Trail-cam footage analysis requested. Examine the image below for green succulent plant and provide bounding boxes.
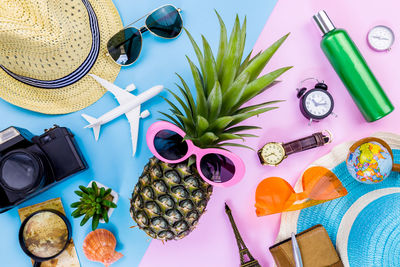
[70,182,117,231]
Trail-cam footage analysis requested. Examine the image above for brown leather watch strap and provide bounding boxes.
[283,132,329,156]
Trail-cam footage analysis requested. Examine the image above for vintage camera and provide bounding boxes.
[0,125,87,213]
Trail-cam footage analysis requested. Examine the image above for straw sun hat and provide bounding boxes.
[275,132,400,267]
[0,0,122,114]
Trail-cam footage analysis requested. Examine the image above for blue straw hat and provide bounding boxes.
[276,132,400,267]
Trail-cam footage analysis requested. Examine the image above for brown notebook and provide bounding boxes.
[269,225,343,267]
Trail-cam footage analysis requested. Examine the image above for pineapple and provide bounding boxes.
[130,12,291,241]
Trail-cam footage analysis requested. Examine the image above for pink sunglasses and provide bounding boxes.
[146,121,245,187]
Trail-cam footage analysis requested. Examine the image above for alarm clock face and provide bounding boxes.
[260,142,285,166]
[367,25,395,51]
[303,89,334,119]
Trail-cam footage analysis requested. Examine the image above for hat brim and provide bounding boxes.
[275,132,400,267]
[0,0,122,114]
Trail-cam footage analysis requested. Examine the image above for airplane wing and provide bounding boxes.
[89,74,146,156]
[125,106,141,156]
[89,74,135,105]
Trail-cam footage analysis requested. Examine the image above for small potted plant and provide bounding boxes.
[71,181,118,230]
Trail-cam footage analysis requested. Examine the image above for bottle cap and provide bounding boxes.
[313,10,335,36]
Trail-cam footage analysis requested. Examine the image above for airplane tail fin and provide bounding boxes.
[82,114,101,141]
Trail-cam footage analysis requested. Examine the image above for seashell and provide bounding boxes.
[83,229,123,267]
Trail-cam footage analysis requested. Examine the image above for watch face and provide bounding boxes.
[303,89,333,119]
[260,143,285,166]
[367,25,395,51]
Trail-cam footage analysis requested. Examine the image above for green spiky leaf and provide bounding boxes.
[202,36,218,95]
[176,74,196,115]
[102,200,117,209]
[225,125,261,133]
[185,28,205,77]
[215,11,228,78]
[79,185,89,194]
[164,89,194,122]
[197,115,209,136]
[102,209,109,223]
[209,116,233,132]
[80,212,92,226]
[92,214,100,231]
[198,132,218,146]
[217,142,255,150]
[104,188,112,197]
[220,15,241,92]
[175,84,195,118]
[221,71,250,114]
[70,202,81,208]
[218,133,243,142]
[71,208,82,217]
[99,187,105,198]
[186,56,208,117]
[238,16,247,68]
[207,81,222,121]
[238,50,253,75]
[160,112,184,129]
[229,107,278,126]
[91,182,98,195]
[232,67,291,111]
[74,190,84,197]
[162,96,183,116]
[237,133,258,138]
[235,100,284,114]
[243,33,290,81]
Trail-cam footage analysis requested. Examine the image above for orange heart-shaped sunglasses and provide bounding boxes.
[255,166,347,216]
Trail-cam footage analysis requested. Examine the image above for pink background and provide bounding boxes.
[140,0,400,266]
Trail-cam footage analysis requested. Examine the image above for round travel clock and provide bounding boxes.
[367,25,395,52]
[297,78,335,125]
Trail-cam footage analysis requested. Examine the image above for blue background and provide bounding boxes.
[0,0,277,266]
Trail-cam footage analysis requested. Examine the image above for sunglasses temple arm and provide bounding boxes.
[122,6,182,30]
[123,12,152,30]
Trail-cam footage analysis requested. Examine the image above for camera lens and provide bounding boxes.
[0,152,42,192]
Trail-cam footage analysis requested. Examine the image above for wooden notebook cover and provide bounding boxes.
[269,224,343,267]
[18,198,80,267]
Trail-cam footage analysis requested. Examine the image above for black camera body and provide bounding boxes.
[0,125,87,213]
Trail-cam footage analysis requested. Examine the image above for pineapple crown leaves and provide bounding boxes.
[70,182,117,231]
[161,11,292,149]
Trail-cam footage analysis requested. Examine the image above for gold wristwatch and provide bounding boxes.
[258,131,332,166]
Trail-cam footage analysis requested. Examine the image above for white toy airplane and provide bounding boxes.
[82,74,163,156]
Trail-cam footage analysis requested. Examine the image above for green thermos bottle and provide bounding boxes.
[313,10,394,122]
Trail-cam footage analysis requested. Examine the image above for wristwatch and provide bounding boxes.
[258,131,332,166]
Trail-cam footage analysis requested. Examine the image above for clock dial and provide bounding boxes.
[304,90,332,117]
[367,25,395,51]
[260,143,285,165]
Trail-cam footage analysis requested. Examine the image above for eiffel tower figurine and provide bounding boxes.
[225,203,261,267]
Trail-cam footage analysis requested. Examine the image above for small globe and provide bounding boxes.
[346,141,392,184]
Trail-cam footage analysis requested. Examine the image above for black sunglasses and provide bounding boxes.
[107,5,183,66]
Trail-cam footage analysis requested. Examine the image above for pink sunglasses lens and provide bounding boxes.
[154,129,188,160]
[200,154,236,183]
